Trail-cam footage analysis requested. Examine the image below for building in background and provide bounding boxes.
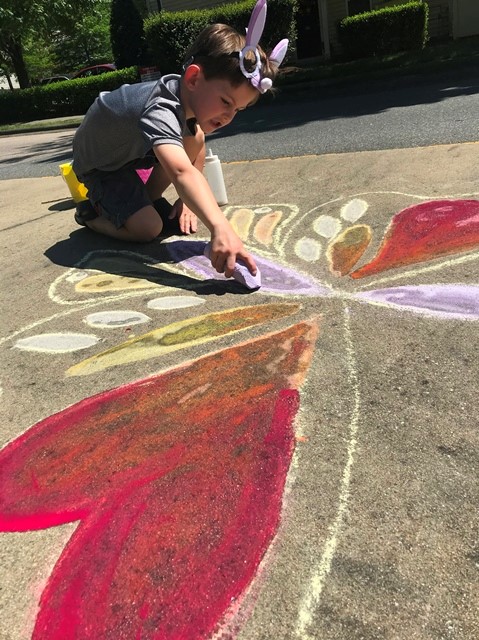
[451,0,479,38]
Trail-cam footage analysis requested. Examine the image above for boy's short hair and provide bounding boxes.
[183,23,277,90]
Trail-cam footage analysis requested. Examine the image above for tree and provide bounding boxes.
[23,34,57,84]
[0,0,96,88]
[110,0,147,69]
[0,49,16,89]
[52,1,113,72]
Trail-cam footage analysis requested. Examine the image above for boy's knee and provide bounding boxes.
[135,218,165,242]
[136,228,161,243]
[124,206,164,242]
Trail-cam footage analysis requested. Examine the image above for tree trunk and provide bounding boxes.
[6,37,30,89]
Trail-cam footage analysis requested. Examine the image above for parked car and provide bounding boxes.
[39,76,70,85]
[71,64,116,79]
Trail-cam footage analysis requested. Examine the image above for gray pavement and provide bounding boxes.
[1,142,478,639]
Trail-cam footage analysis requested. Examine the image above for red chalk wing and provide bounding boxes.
[33,389,299,639]
[351,199,479,279]
[1,321,318,638]
[0,321,315,532]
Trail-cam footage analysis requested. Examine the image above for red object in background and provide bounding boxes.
[71,64,117,79]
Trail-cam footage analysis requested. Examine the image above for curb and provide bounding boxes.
[0,120,83,137]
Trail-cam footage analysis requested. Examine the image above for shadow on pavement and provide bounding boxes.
[44,229,254,297]
[48,198,76,212]
[210,65,479,141]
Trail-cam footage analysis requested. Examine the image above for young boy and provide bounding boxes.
[72,0,287,278]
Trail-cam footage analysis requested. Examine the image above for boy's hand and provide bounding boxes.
[169,198,198,234]
[210,223,257,278]
[152,144,255,274]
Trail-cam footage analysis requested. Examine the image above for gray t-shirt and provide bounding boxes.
[73,74,196,176]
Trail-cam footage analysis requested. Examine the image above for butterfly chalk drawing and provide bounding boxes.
[0,192,478,639]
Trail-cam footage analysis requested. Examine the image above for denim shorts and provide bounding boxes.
[79,159,156,229]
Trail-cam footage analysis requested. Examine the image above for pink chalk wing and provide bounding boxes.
[0,320,318,639]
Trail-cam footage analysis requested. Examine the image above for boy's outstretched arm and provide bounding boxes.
[154,143,257,277]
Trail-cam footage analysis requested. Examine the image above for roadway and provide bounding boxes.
[0,64,478,179]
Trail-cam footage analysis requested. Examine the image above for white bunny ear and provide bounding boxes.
[245,0,267,47]
[269,38,289,68]
[260,77,273,92]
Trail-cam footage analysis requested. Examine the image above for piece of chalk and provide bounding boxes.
[203,242,261,290]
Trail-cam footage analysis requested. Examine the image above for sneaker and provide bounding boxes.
[74,200,98,227]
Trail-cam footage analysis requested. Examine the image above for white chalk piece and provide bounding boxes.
[203,149,228,206]
[203,242,261,290]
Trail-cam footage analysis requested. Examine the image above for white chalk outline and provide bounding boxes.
[295,304,360,638]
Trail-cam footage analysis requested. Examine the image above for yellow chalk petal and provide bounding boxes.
[327,224,372,276]
[253,210,283,246]
[75,273,162,293]
[229,208,254,240]
[66,302,300,377]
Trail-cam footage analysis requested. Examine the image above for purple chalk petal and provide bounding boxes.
[203,242,262,290]
[356,285,479,320]
[166,240,332,296]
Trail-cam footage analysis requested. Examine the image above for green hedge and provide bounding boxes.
[337,1,428,60]
[0,67,139,125]
[145,0,297,74]
[1,0,297,125]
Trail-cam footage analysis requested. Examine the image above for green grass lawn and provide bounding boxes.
[0,116,84,134]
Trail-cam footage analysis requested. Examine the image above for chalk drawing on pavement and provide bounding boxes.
[0,193,479,640]
[147,295,206,309]
[294,236,322,262]
[83,310,151,328]
[66,303,300,377]
[14,333,100,353]
[1,320,317,639]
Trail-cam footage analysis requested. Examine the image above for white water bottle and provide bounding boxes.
[204,148,228,206]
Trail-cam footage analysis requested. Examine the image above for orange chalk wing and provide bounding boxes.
[0,319,317,532]
[327,224,372,276]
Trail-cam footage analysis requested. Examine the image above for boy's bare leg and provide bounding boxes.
[144,163,172,202]
[85,205,163,242]
[85,127,206,241]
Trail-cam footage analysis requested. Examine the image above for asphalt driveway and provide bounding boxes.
[0,142,478,640]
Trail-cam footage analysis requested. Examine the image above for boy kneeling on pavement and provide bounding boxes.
[72,0,287,279]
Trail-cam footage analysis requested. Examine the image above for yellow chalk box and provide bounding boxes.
[59,162,88,202]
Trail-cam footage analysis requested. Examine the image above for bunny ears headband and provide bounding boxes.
[239,0,288,93]
[184,0,288,94]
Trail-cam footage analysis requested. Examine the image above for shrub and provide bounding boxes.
[145,0,297,74]
[337,1,429,60]
[0,67,139,125]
